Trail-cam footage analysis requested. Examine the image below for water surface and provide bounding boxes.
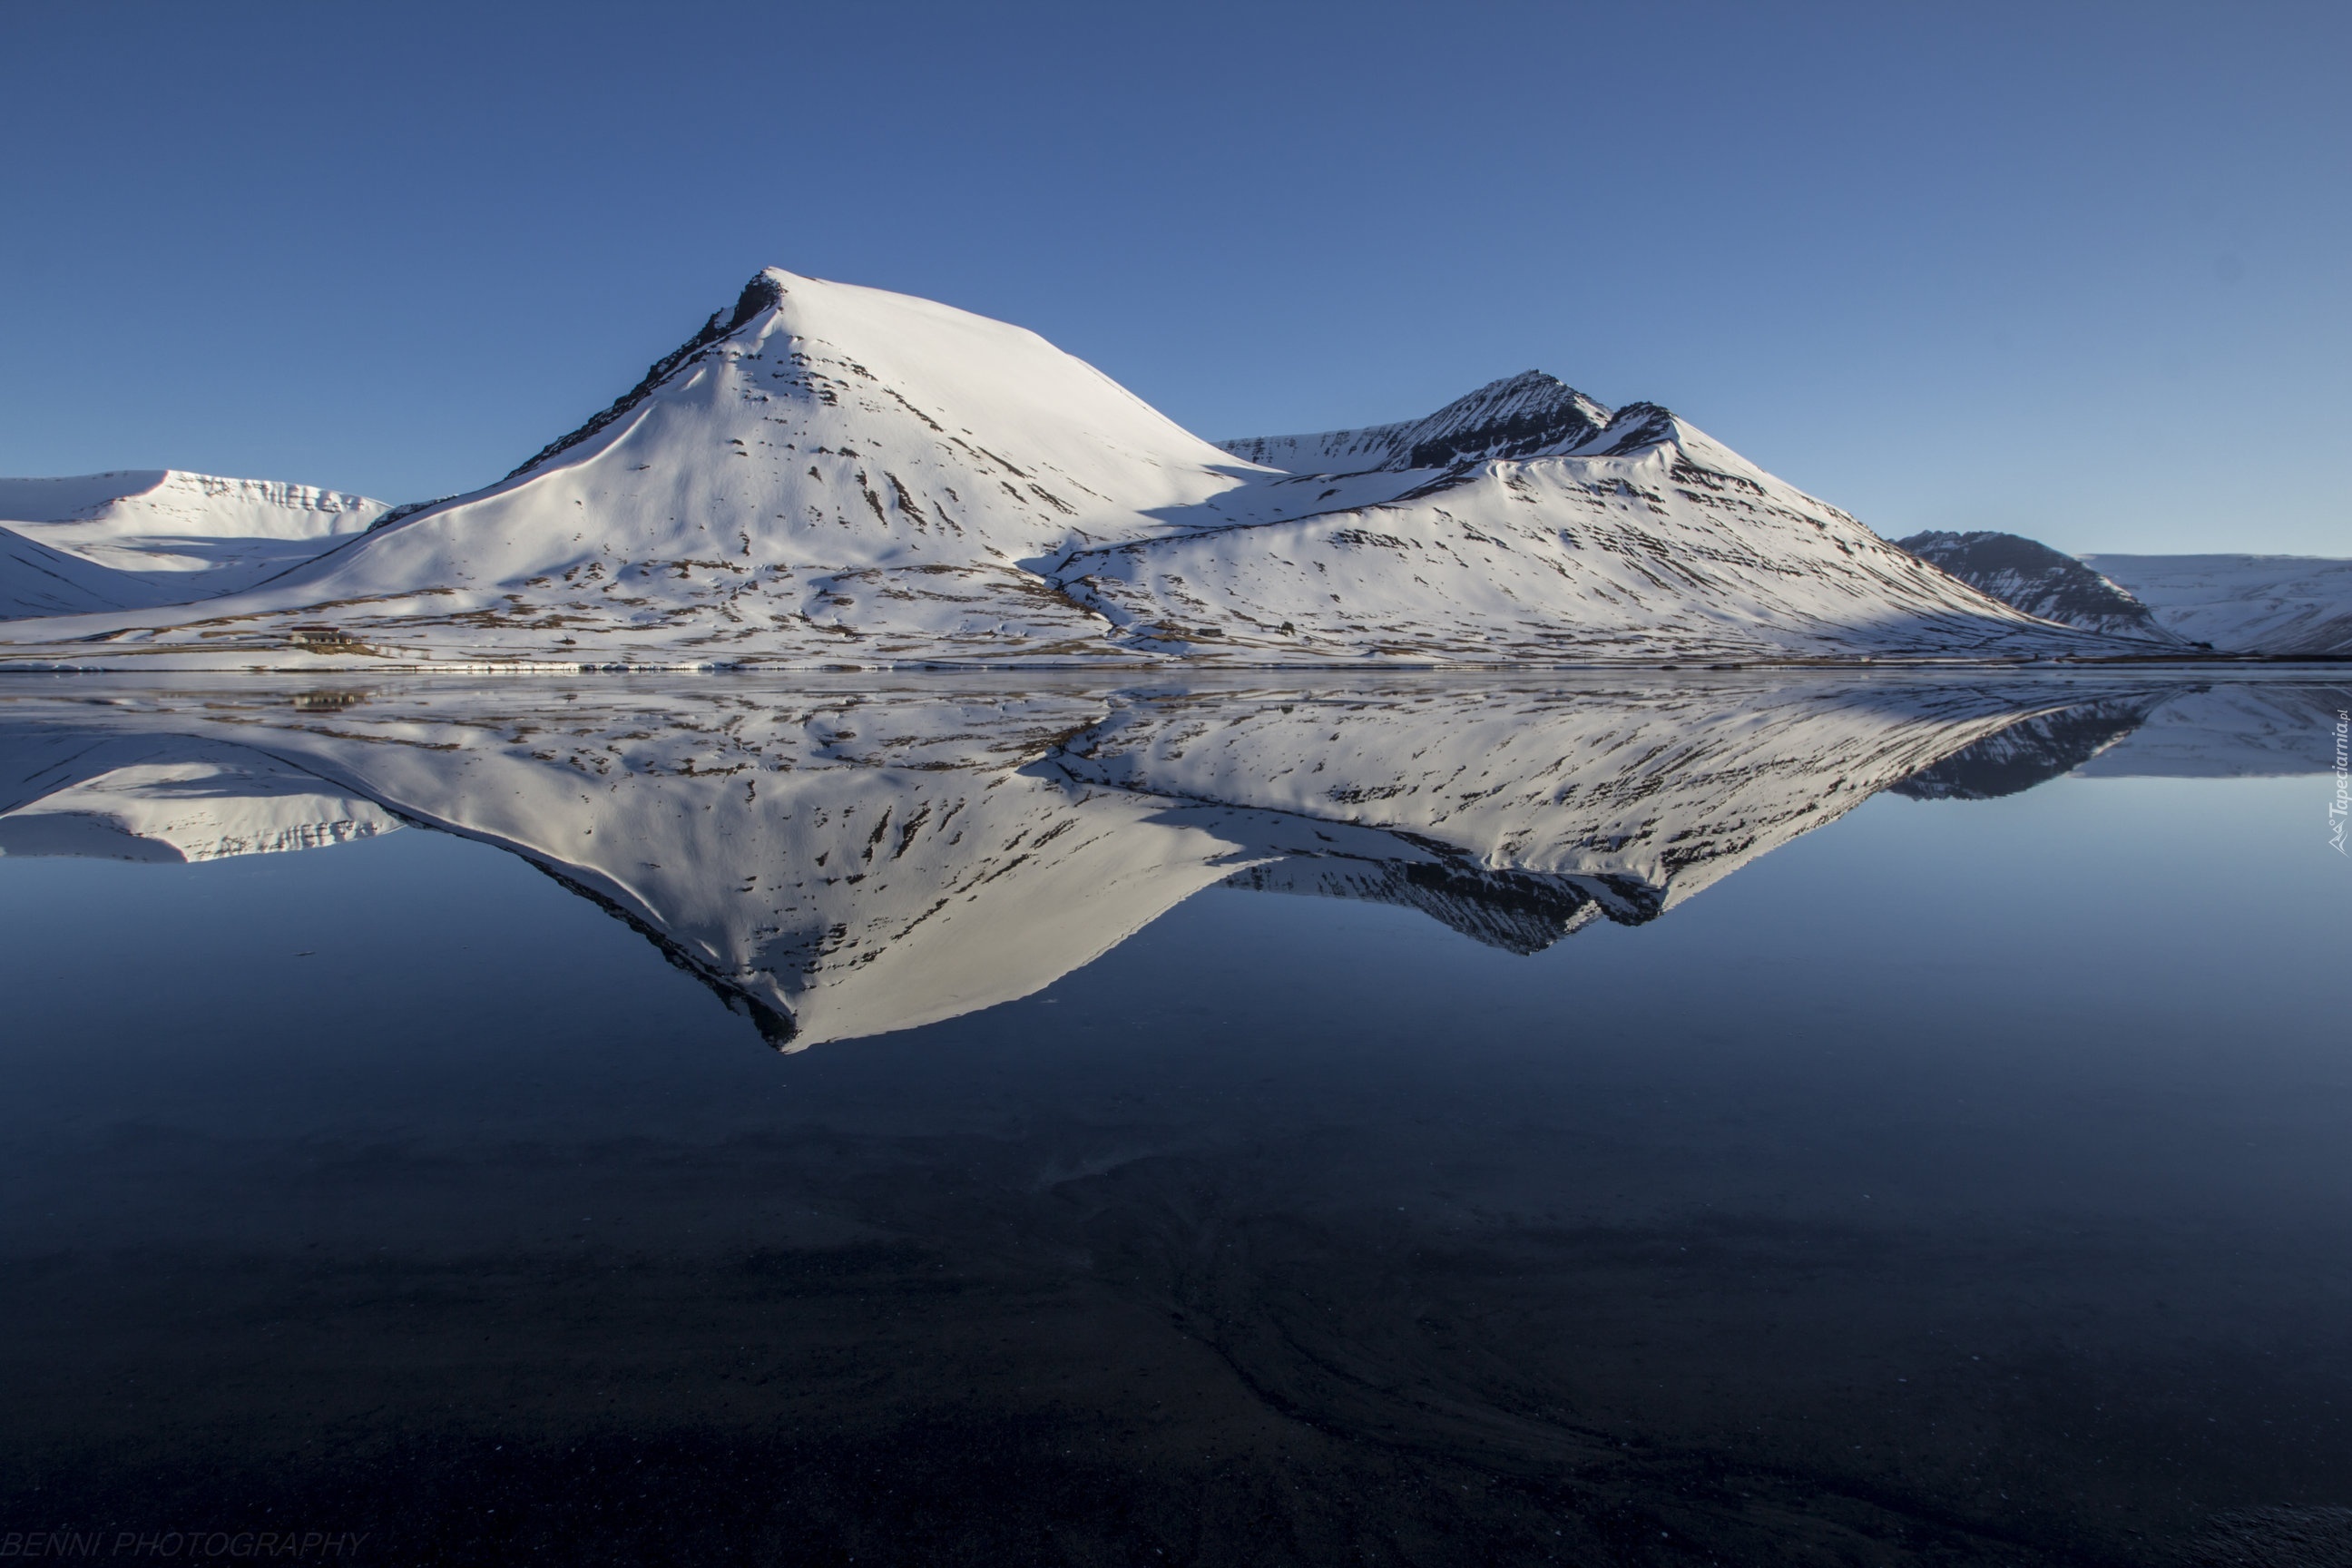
[1,673,2347,1565]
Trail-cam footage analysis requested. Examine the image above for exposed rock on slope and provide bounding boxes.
[0,272,2121,667]
[1218,371,1613,473]
[1896,531,2180,643]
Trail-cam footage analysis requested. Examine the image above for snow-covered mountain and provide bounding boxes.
[0,674,2151,1044]
[1896,531,2180,643]
[0,470,386,617]
[2078,554,2352,656]
[0,273,1259,667]
[0,270,2122,669]
[1063,399,2095,662]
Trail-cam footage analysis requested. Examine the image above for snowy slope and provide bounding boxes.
[2078,554,2352,655]
[0,470,386,610]
[1896,532,2179,642]
[0,271,2121,666]
[0,524,155,618]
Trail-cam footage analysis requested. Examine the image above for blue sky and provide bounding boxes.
[1,1,2343,553]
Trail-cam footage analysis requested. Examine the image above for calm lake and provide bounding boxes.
[1,672,2347,1565]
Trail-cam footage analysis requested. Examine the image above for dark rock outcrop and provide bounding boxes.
[1896,530,2180,642]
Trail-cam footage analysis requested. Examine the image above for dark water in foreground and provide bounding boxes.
[0,674,2347,1565]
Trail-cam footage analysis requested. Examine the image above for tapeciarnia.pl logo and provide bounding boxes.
[2331,710,2348,855]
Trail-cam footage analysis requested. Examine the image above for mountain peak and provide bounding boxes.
[1580,402,1681,456]
[1393,371,1614,469]
[728,269,795,329]
[1215,379,1715,476]
[505,271,795,480]
[1219,371,1615,475]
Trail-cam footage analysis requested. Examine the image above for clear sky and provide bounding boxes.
[2,1,2344,554]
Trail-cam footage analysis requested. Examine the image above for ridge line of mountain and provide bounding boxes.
[503,273,793,485]
[0,267,2271,664]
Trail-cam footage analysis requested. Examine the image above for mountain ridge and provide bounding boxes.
[1220,371,1619,474]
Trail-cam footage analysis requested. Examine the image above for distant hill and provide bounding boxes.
[1892,529,2352,656]
[2080,554,2352,655]
[0,470,386,618]
[1895,531,2180,642]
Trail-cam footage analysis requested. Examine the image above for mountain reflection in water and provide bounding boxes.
[2,673,2348,1568]
[2,673,2334,1048]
